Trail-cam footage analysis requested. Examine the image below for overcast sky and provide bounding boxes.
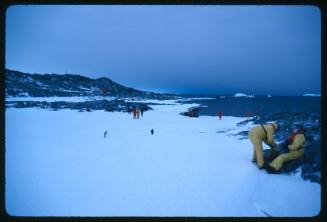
[6,5,321,95]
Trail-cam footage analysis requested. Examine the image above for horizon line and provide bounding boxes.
[5,68,321,97]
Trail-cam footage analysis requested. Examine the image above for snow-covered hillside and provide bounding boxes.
[5,102,320,217]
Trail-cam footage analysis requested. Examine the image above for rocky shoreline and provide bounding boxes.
[5,99,159,112]
[236,110,321,184]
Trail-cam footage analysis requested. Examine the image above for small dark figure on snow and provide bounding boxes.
[217,111,223,120]
[151,129,154,135]
[104,130,108,138]
[136,108,140,119]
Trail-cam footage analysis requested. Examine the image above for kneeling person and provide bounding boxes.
[268,125,305,173]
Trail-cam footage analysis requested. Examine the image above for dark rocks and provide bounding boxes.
[180,106,203,117]
[180,111,199,117]
[5,68,177,100]
[254,112,321,183]
[220,110,320,183]
[6,99,153,113]
[236,117,257,127]
[237,109,320,183]
[252,110,320,142]
[229,130,249,139]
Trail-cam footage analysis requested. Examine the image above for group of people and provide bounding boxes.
[248,122,306,173]
[128,107,143,119]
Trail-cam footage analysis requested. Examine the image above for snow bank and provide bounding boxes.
[5,102,320,217]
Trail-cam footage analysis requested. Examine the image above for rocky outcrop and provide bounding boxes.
[237,110,321,183]
[5,69,176,100]
[6,99,155,113]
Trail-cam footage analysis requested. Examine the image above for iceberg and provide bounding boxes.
[234,93,254,98]
[303,94,321,97]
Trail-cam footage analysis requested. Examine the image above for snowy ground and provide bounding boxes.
[5,101,320,217]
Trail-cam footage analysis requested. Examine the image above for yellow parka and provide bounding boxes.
[248,123,278,149]
[288,134,305,151]
[269,133,305,171]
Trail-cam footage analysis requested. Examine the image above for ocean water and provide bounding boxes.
[182,96,321,117]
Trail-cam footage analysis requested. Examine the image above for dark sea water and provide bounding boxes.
[182,96,321,117]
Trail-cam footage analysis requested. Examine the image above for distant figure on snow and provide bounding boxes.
[136,108,140,119]
[248,122,278,169]
[141,109,144,116]
[132,108,136,119]
[267,124,306,173]
[104,130,108,138]
[217,111,223,120]
[151,129,154,135]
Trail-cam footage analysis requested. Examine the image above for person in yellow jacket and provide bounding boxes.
[267,126,306,173]
[248,122,278,169]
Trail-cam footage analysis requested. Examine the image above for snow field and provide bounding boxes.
[5,103,320,216]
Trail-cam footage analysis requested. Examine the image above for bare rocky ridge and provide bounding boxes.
[5,69,178,111]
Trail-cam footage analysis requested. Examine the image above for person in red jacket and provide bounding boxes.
[136,108,140,119]
[267,125,306,173]
[217,111,223,120]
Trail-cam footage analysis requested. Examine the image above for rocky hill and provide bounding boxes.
[5,69,174,99]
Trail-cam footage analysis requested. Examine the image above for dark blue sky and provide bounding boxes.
[6,5,321,95]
